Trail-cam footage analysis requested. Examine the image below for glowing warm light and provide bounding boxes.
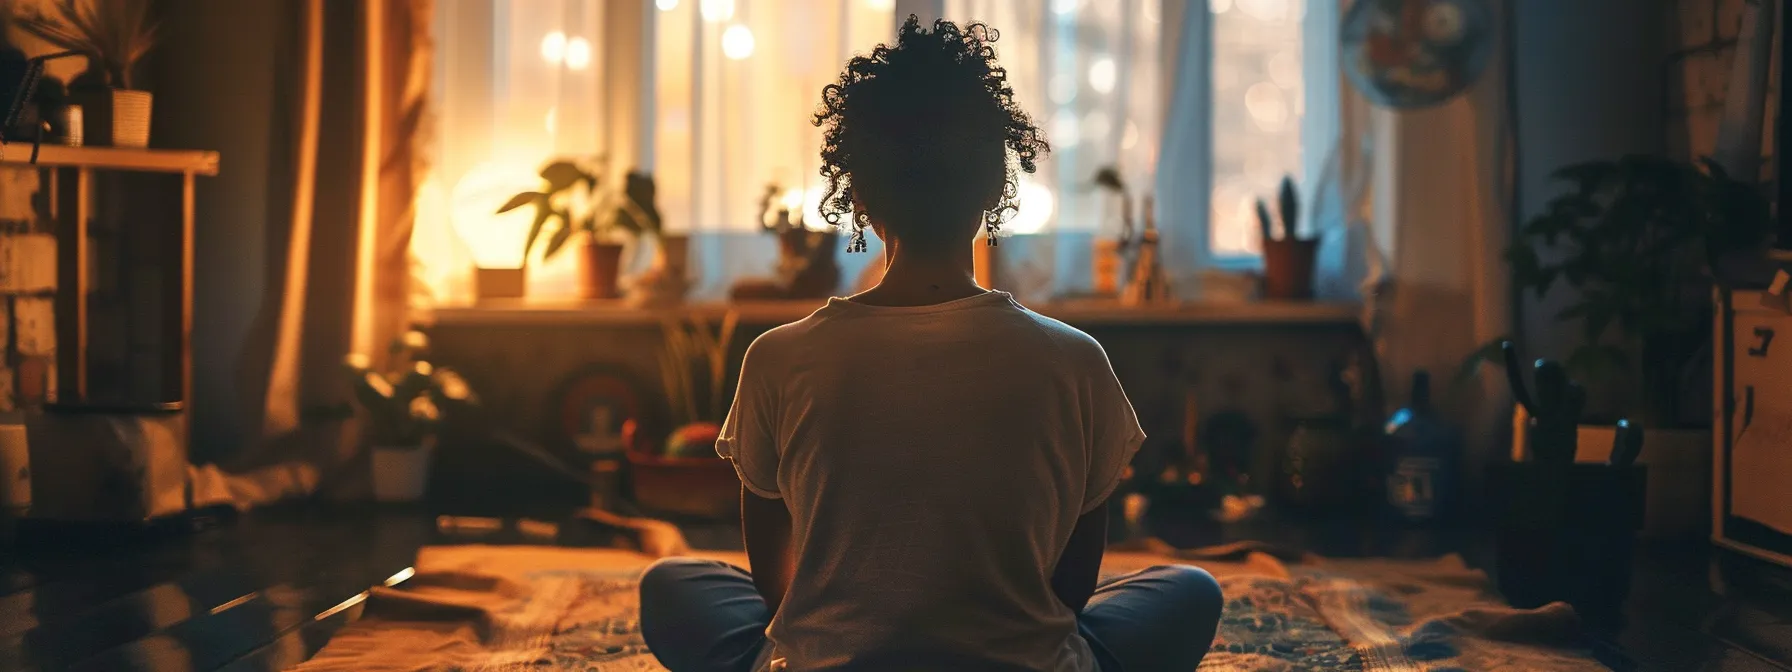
[1122,120,1140,149]
[1144,0,1162,23]
[700,0,734,22]
[1244,82,1289,132]
[1210,0,1233,13]
[450,161,544,268]
[1088,56,1116,94]
[545,106,557,133]
[540,31,567,63]
[722,24,755,60]
[780,188,804,212]
[656,0,679,10]
[865,0,894,8]
[801,185,838,233]
[565,37,592,70]
[1050,111,1081,148]
[1006,178,1055,235]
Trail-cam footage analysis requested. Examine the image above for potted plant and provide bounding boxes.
[498,159,657,300]
[626,312,741,518]
[1466,155,1770,535]
[345,329,476,503]
[617,172,691,307]
[15,0,157,148]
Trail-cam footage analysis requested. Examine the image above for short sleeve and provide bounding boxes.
[715,341,783,499]
[1082,346,1146,514]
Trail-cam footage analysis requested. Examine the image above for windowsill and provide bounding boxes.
[428,298,1361,327]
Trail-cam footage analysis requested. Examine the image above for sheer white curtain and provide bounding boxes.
[651,0,895,298]
[413,0,640,305]
[936,0,1163,302]
[412,0,1343,305]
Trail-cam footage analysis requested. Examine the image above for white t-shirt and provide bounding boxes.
[716,290,1146,671]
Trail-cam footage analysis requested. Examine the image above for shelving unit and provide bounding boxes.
[0,145,221,410]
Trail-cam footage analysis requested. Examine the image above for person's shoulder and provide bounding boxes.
[1005,302,1108,359]
[742,310,829,363]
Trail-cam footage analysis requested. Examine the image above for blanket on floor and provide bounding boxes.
[292,541,1610,671]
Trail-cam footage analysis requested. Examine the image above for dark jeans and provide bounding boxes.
[638,558,1224,672]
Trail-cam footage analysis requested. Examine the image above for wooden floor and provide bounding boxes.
[1,503,1789,671]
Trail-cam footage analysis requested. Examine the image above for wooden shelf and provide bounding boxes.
[431,298,1362,328]
[0,144,219,175]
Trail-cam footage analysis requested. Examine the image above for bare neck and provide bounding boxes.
[850,236,985,307]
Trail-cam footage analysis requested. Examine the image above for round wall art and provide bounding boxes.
[1341,0,1495,109]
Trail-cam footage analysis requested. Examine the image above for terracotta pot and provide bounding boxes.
[474,267,525,302]
[1262,238,1318,300]
[579,241,626,299]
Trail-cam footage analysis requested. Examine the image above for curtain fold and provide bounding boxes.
[1349,0,1514,488]
[239,0,434,468]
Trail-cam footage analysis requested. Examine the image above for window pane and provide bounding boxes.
[654,0,894,234]
[1209,0,1304,257]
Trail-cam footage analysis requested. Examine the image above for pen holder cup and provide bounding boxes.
[1488,461,1646,622]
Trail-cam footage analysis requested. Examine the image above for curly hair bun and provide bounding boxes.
[813,15,1049,246]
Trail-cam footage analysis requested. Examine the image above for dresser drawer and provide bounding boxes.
[1731,299,1792,423]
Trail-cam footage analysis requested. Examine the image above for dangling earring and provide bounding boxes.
[985,211,1001,247]
[849,213,869,253]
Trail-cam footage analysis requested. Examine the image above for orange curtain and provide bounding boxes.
[240,0,434,467]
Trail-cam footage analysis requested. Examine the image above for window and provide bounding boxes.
[411,0,1338,305]
[1208,0,1309,258]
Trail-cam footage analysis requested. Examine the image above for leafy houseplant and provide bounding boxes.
[656,311,739,458]
[498,159,660,299]
[345,330,476,501]
[15,0,158,147]
[1476,156,1770,427]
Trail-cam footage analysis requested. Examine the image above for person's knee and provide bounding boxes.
[639,557,718,604]
[1155,564,1224,620]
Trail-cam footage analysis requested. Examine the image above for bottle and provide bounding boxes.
[1383,370,1459,522]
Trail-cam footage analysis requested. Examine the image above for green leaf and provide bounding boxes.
[1551,160,1618,194]
[540,161,588,192]
[1454,338,1511,386]
[543,224,575,259]
[497,191,544,214]
[522,208,553,262]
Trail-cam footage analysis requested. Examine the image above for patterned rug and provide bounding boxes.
[291,545,1612,671]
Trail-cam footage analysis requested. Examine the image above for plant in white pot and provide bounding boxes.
[345,330,476,503]
[1464,155,1771,537]
[15,0,158,148]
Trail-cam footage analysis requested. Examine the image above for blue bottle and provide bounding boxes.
[1384,370,1459,522]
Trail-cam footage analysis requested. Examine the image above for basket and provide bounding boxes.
[626,452,740,520]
